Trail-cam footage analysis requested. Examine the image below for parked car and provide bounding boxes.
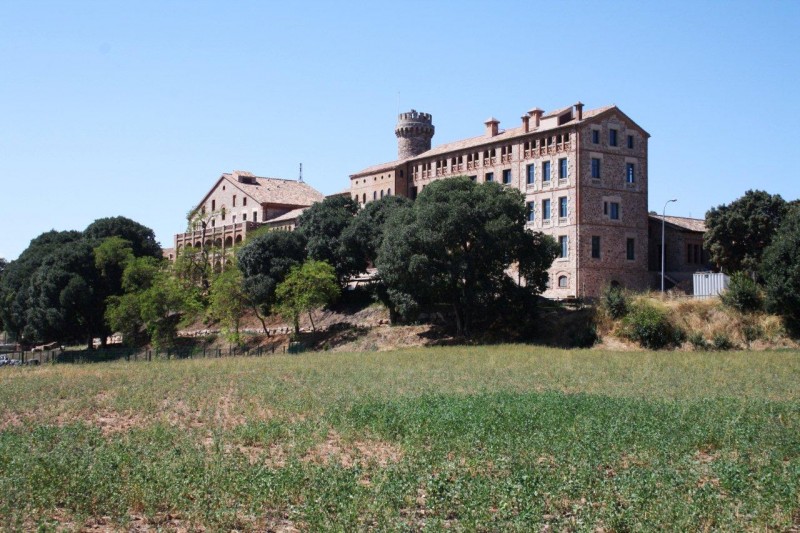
[0,355,22,367]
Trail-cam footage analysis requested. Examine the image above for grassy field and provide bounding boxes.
[0,346,798,531]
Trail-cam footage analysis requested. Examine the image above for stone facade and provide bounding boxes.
[350,103,652,298]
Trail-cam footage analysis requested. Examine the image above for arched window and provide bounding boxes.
[380,190,384,199]
[362,193,366,203]
[558,275,568,288]
[387,188,391,196]
[373,191,377,200]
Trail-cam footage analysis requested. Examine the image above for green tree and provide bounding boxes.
[106,257,201,348]
[275,260,340,336]
[376,177,559,336]
[84,216,162,259]
[341,195,413,266]
[762,206,800,334]
[236,230,307,333]
[704,190,787,275]
[296,195,365,283]
[209,265,248,345]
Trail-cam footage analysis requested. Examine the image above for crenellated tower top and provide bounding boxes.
[395,109,434,160]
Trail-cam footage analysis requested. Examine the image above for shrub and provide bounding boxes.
[721,272,763,313]
[601,285,628,319]
[712,333,736,351]
[688,332,708,350]
[622,302,683,350]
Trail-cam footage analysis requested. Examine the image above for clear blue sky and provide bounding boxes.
[2,1,799,260]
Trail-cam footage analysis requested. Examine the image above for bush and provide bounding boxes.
[688,332,708,350]
[712,333,736,351]
[601,285,628,319]
[622,302,683,350]
[721,272,763,313]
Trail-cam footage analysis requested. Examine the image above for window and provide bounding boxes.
[373,191,377,200]
[609,129,618,147]
[559,236,568,258]
[242,213,247,221]
[626,163,635,183]
[502,169,512,184]
[387,188,391,196]
[542,199,551,220]
[627,135,634,149]
[469,175,477,181]
[526,164,535,185]
[362,193,366,203]
[211,200,216,211]
[542,161,551,182]
[558,275,568,288]
[380,190,384,198]
[243,197,247,207]
[233,195,237,207]
[559,158,568,180]
[232,215,236,223]
[592,129,599,144]
[591,158,601,179]
[559,196,568,218]
[526,201,535,222]
[253,211,258,222]
[591,236,601,258]
[211,219,215,227]
[610,202,620,220]
[410,186,418,200]
[486,172,494,182]
[626,238,635,260]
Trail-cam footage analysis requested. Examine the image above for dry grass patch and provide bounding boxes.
[303,429,403,468]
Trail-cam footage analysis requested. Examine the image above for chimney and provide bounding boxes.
[484,117,500,137]
[575,101,584,121]
[521,115,530,133]
[528,108,543,128]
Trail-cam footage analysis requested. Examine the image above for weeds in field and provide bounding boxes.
[0,348,799,530]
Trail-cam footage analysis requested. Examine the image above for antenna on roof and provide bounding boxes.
[298,163,303,183]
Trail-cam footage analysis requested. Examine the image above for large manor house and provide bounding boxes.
[172,102,708,299]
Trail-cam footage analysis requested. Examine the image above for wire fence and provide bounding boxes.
[1,342,302,366]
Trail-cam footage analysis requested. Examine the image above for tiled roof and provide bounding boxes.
[350,160,402,178]
[650,214,706,233]
[349,104,623,177]
[224,172,324,207]
[540,105,574,119]
[267,207,307,224]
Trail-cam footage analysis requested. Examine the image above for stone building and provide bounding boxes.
[173,170,324,260]
[648,215,710,291]
[350,103,651,298]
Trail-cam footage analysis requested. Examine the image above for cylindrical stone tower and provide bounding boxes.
[395,109,434,159]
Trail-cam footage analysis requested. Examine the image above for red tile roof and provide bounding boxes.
[350,104,624,177]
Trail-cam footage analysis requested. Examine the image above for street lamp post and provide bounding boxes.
[661,199,678,293]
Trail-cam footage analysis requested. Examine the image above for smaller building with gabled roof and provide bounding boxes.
[174,170,324,261]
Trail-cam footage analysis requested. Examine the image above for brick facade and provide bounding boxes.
[350,103,652,298]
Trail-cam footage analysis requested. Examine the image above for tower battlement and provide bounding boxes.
[395,109,434,159]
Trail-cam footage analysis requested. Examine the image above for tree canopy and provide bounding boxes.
[341,195,412,266]
[296,195,365,283]
[84,216,162,259]
[236,230,307,333]
[761,205,800,333]
[276,260,340,335]
[376,177,559,336]
[704,190,788,275]
[0,218,163,346]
